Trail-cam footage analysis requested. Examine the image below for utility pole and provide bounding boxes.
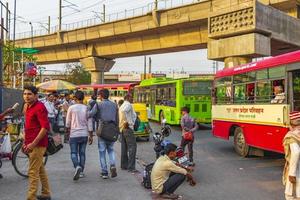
[5,2,8,40]
[102,4,106,23]
[29,22,33,47]
[59,0,62,31]
[144,56,146,80]
[155,0,158,10]
[13,0,16,44]
[48,16,51,34]
[212,61,216,73]
[148,57,152,74]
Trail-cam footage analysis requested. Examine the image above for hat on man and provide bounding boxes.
[289,111,300,120]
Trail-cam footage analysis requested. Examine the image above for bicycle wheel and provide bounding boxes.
[12,140,48,178]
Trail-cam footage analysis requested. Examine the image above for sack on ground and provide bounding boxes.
[142,162,155,189]
[99,121,120,142]
[134,116,140,131]
[0,134,11,153]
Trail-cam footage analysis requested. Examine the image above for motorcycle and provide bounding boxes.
[152,119,190,168]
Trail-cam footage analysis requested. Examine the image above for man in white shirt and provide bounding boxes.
[66,91,93,181]
[283,111,300,200]
[44,93,58,135]
[61,93,73,143]
[119,94,137,173]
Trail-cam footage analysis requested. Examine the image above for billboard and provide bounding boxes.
[118,74,141,82]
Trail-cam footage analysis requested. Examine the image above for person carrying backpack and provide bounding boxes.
[180,107,198,166]
[119,94,137,173]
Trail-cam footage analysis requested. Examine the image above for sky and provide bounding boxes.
[7,0,223,74]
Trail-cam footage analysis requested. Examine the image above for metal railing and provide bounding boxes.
[14,0,203,39]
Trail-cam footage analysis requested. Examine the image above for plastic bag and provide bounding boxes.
[0,134,11,153]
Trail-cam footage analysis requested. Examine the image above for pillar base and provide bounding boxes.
[224,57,252,68]
[91,71,104,84]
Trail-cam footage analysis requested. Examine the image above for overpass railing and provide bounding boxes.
[15,0,253,40]
[14,0,203,39]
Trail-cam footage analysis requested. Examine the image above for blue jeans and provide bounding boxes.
[98,137,116,175]
[69,136,88,171]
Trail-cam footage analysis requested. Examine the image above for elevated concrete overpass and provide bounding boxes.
[14,0,300,83]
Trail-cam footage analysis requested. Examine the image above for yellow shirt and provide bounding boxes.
[151,155,187,193]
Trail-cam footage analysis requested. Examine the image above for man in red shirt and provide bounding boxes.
[23,85,51,200]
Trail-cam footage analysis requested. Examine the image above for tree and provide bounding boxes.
[64,63,91,85]
[2,42,37,87]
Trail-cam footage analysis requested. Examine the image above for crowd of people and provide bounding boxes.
[17,86,144,200]
[4,84,300,200]
[15,84,200,200]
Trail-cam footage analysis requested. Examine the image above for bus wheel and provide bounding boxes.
[233,127,249,157]
[159,110,165,123]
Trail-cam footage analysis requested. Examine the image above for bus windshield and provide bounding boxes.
[183,80,211,95]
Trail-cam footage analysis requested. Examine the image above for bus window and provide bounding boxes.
[257,69,268,80]
[256,81,271,103]
[234,85,246,103]
[292,70,300,110]
[183,81,211,95]
[216,86,232,104]
[246,83,255,103]
[233,73,248,84]
[271,80,285,104]
[269,66,285,79]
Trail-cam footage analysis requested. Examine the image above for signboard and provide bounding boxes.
[166,73,190,79]
[25,62,37,77]
[118,74,141,82]
[212,104,289,127]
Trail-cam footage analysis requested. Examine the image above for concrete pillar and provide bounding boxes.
[80,57,115,84]
[224,57,252,68]
[91,71,104,84]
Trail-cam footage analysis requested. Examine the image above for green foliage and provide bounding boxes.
[64,63,91,85]
[3,42,37,69]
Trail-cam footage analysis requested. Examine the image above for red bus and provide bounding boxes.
[212,50,300,156]
[77,83,138,103]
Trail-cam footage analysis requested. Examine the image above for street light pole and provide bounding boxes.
[59,0,62,31]
[29,22,33,47]
[13,0,16,44]
[48,16,51,34]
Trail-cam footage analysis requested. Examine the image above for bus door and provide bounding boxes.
[150,89,156,117]
[290,69,300,111]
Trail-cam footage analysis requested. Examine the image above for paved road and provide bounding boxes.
[136,123,285,200]
[0,122,285,200]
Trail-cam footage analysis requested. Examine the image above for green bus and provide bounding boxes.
[134,77,213,125]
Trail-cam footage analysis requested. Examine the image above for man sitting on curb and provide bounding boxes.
[151,143,195,199]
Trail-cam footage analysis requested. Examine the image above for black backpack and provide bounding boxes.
[134,116,140,131]
[142,162,155,189]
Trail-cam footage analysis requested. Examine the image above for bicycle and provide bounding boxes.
[11,136,48,178]
[0,117,48,178]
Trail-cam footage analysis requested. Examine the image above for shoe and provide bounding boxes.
[110,166,117,178]
[101,173,109,179]
[36,195,51,200]
[160,193,179,199]
[79,172,84,178]
[73,166,82,181]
